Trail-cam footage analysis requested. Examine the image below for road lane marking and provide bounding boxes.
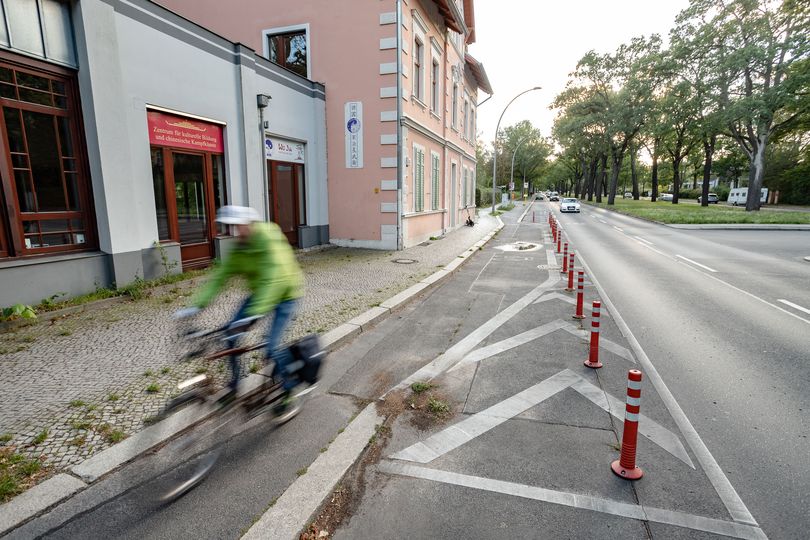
[576,252,760,525]
[634,236,653,245]
[598,219,607,224]
[777,299,810,316]
[613,226,624,232]
[392,369,690,467]
[467,253,497,293]
[546,249,558,268]
[386,272,561,395]
[379,462,767,540]
[569,378,693,467]
[675,255,718,273]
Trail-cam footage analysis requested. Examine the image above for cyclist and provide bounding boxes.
[176,205,304,412]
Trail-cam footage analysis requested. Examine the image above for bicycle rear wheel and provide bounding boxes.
[154,388,237,503]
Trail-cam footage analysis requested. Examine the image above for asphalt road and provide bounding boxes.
[553,202,810,539]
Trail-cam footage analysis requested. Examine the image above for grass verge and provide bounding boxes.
[587,198,810,224]
[0,447,47,503]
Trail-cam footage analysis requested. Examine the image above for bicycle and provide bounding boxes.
[153,316,324,502]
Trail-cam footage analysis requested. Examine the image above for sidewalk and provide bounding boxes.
[0,211,499,496]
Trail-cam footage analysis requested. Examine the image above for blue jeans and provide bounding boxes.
[226,298,298,391]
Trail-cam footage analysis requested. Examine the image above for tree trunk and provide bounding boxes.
[594,154,603,203]
[585,156,597,200]
[600,153,608,199]
[607,148,623,205]
[651,139,659,202]
[630,147,639,199]
[700,135,716,207]
[672,158,681,204]
[746,134,768,211]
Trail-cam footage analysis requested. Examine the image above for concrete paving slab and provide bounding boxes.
[418,269,450,285]
[379,282,430,310]
[321,323,361,350]
[343,306,390,331]
[0,474,86,535]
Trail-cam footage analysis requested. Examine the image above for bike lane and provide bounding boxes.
[310,205,766,539]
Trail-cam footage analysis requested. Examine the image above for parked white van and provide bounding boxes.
[728,187,768,206]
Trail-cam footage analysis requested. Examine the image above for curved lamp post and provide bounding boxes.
[491,86,542,213]
[510,136,530,199]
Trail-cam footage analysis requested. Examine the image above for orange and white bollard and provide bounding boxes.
[556,233,562,253]
[584,300,602,368]
[566,252,575,291]
[573,271,585,319]
[611,370,644,480]
[561,243,569,273]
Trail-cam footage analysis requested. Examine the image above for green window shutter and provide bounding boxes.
[415,149,424,212]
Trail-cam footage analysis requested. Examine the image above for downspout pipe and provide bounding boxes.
[396,0,403,250]
[257,94,271,220]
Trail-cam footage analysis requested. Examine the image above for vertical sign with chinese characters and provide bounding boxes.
[345,101,363,168]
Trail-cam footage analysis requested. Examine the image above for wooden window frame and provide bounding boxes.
[266,30,308,78]
[0,51,96,259]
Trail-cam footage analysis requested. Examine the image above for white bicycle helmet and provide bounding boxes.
[216,205,260,225]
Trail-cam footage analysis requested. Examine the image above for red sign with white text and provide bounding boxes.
[147,110,224,153]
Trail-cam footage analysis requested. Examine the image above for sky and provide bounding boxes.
[468,0,691,151]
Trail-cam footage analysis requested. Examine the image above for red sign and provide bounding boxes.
[147,110,223,153]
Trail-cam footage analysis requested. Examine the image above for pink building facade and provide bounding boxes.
[158,0,492,249]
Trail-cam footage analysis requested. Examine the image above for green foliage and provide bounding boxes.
[0,448,45,502]
[475,187,482,207]
[145,383,160,393]
[1,304,36,322]
[31,429,48,446]
[410,381,433,394]
[427,397,450,416]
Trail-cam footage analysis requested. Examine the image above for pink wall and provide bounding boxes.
[157,0,397,243]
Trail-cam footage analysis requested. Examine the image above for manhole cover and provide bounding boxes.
[494,242,541,252]
[393,258,418,264]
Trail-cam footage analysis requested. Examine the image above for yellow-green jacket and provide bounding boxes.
[194,222,303,316]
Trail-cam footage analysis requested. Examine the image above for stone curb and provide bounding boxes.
[241,404,384,540]
[0,216,505,536]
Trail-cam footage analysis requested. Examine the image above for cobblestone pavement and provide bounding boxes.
[0,209,503,481]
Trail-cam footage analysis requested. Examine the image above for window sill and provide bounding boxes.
[411,96,427,110]
[0,250,105,269]
[403,208,446,218]
[430,110,441,121]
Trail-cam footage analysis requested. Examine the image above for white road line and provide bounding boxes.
[634,236,653,245]
[576,252,760,525]
[387,273,561,394]
[675,255,718,273]
[451,320,571,370]
[467,253,497,293]
[777,299,810,316]
[546,249,558,267]
[560,326,633,363]
[378,462,767,540]
[569,378,693,468]
[390,370,581,462]
[598,219,607,224]
[613,226,624,232]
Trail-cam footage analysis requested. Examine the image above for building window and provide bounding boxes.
[413,146,424,212]
[462,168,468,207]
[431,153,440,210]
[463,99,470,140]
[0,58,94,258]
[430,59,440,113]
[451,83,458,128]
[413,38,424,102]
[0,0,77,67]
[267,30,308,78]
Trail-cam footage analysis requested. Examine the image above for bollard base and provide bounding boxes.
[573,315,585,320]
[584,360,603,369]
[611,460,643,480]
[565,287,575,292]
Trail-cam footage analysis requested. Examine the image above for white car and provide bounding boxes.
[660,193,674,201]
[560,197,580,213]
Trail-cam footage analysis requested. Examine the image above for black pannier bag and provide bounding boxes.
[289,334,324,384]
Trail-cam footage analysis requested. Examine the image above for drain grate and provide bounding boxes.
[393,258,418,264]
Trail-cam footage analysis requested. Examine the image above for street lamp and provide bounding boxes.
[510,136,530,200]
[491,86,542,213]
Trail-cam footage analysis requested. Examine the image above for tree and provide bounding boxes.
[680,0,810,210]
